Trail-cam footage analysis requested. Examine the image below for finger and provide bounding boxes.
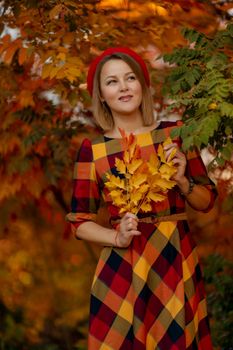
[164,145,178,160]
[124,212,138,221]
[128,229,141,237]
[163,143,177,150]
[172,157,186,166]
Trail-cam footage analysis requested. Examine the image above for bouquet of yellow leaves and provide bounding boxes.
[105,129,177,215]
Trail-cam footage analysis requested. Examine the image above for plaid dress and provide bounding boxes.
[67,121,216,350]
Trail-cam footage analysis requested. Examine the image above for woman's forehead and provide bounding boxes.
[100,59,133,78]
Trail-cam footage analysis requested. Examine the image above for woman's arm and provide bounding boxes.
[176,176,211,211]
[164,143,213,211]
[76,212,141,248]
[75,221,118,245]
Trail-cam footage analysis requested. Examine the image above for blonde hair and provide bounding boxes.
[92,53,154,131]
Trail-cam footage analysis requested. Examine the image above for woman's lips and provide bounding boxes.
[119,95,133,102]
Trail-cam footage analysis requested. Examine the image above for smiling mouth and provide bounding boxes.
[119,95,133,102]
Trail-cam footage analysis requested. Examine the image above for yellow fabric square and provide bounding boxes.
[158,221,176,240]
[198,298,207,321]
[100,343,114,350]
[92,142,107,160]
[185,325,194,347]
[118,299,133,323]
[165,293,183,319]
[134,256,151,281]
[182,259,192,282]
[136,133,153,147]
[146,333,157,350]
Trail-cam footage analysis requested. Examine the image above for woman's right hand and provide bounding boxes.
[115,212,141,248]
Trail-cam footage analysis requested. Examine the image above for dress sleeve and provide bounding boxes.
[66,138,101,232]
[185,147,217,213]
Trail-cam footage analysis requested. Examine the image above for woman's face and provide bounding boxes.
[99,59,142,118]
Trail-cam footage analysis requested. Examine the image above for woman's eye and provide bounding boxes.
[128,75,136,81]
[106,79,117,85]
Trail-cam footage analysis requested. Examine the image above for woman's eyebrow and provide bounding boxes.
[104,71,134,80]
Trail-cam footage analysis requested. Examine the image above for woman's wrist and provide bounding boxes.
[114,224,120,247]
[177,177,195,196]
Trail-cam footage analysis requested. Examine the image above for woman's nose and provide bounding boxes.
[119,80,128,91]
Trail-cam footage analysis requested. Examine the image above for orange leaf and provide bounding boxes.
[3,44,18,65]
[1,34,11,44]
[18,90,35,108]
[49,4,63,19]
[18,47,27,65]
[50,66,61,79]
[42,64,52,79]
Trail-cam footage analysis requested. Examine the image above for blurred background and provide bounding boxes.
[0,1,232,349]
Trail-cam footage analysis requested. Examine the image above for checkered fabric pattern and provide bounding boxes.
[66,121,216,349]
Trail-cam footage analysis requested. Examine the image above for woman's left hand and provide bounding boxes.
[164,142,187,184]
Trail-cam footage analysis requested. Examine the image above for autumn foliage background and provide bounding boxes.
[0,1,233,349]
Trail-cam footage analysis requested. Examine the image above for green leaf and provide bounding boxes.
[220,102,233,118]
[182,136,194,151]
[221,144,233,160]
[206,52,228,70]
[225,126,232,136]
[170,126,181,139]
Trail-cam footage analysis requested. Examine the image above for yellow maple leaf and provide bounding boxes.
[162,137,177,162]
[129,173,147,188]
[112,194,126,206]
[123,150,130,163]
[148,153,160,174]
[154,178,176,190]
[167,147,177,162]
[158,144,166,163]
[105,175,125,190]
[140,202,152,212]
[148,192,166,202]
[130,207,138,214]
[148,173,161,186]
[138,183,149,194]
[119,203,131,214]
[127,159,143,174]
[109,189,122,199]
[159,163,177,179]
[163,136,172,147]
[115,158,126,174]
[131,191,143,204]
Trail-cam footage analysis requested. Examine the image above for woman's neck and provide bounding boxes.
[104,119,159,139]
[111,111,144,134]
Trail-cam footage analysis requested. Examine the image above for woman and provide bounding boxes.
[66,47,216,350]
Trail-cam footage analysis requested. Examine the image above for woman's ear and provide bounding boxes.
[99,95,105,103]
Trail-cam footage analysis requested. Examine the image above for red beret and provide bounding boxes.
[87,47,150,96]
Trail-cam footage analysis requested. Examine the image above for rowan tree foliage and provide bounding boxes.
[163,23,233,210]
